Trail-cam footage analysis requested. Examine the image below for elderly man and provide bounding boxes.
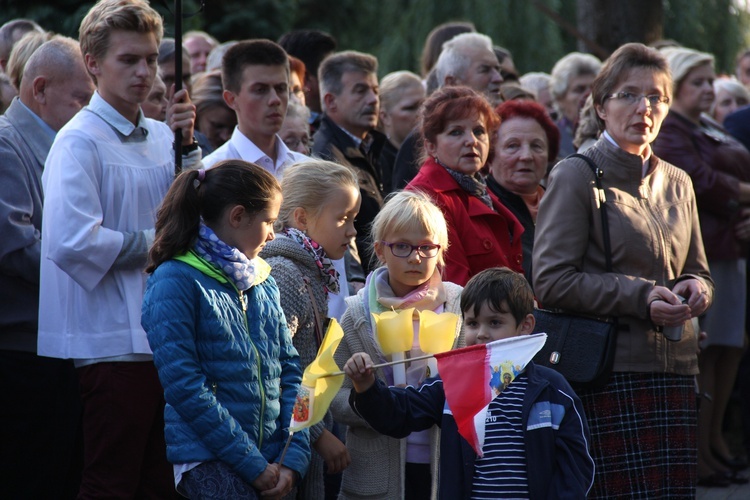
[392,32,505,190]
[313,50,387,273]
[0,36,94,499]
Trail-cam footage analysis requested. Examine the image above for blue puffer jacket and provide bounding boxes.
[142,250,310,484]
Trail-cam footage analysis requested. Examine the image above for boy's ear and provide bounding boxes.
[518,313,536,335]
[84,53,101,79]
[223,89,237,110]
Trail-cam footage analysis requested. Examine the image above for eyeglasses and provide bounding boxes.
[605,91,670,107]
[381,241,440,259]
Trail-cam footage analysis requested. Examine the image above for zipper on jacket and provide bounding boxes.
[238,288,267,449]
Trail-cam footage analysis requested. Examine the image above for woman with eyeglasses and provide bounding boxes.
[404,86,524,286]
[534,43,713,497]
[653,47,750,487]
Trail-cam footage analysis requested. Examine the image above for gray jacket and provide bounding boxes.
[0,98,53,351]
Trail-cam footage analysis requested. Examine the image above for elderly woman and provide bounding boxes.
[550,52,602,158]
[487,100,559,284]
[405,86,524,286]
[519,72,556,119]
[191,70,236,153]
[534,43,714,497]
[653,47,750,486]
[280,100,311,156]
[711,77,750,125]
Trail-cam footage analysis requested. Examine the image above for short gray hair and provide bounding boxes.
[15,35,80,92]
[318,50,378,98]
[434,32,493,87]
[549,52,601,101]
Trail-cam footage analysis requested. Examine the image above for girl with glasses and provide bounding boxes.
[331,190,464,500]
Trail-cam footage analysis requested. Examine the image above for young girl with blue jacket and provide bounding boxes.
[141,160,309,499]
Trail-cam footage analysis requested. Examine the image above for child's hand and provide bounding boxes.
[313,428,351,474]
[260,465,296,499]
[344,352,375,393]
[251,463,279,492]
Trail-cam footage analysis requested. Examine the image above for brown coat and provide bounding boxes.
[533,137,713,375]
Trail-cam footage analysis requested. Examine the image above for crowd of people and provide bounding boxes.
[2,0,750,498]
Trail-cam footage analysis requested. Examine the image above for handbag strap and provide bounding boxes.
[303,276,324,348]
[568,153,613,273]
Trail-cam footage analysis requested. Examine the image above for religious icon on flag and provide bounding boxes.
[434,333,547,456]
[290,318,345,431]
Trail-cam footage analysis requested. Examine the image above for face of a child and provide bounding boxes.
[462,300,533,345]
[233,191,282,260]
[304,185,361,260]
[374,227,441,297]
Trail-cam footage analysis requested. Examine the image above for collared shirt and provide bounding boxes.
[87,91,150,143]
[18,99,56,143]
[202,126,308,177]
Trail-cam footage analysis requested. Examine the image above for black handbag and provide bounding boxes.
[532,153,618,390]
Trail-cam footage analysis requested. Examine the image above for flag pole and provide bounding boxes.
[173,0,183,176]
[321,353,435,378]
[277,432,294,469]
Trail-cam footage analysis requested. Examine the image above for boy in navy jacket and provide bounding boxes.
[344,267,595,499]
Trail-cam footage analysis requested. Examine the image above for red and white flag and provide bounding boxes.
[434,333,547,456]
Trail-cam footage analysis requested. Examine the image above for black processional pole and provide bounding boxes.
[173,0,183,176]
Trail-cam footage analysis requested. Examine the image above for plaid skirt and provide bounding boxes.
[578,372,697,499]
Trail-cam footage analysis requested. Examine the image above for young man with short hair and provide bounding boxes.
[202,39,307,177]
[37,0,199,496]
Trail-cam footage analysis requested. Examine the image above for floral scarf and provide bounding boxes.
[282,227,340,295]
[437,158,494,209]
[193,223,256,291]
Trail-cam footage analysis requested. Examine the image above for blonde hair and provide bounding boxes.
[79,0,163,80]
[379,70,423,112]
[370,190,449,268]
[7,30,52,90]
[275,159,359,231]
[661,47,714,93]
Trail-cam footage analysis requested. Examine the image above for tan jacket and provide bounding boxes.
[533,138,713,375]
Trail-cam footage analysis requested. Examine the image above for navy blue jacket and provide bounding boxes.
[350,361,594,499]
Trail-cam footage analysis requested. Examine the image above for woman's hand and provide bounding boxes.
[672,278,711,317]
[313,428,351,474]
[647,285,691,327]
[260,465,296,499]
[252,463,279,492]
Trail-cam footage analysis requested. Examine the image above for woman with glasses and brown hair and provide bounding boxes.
[653,47,750,487]
[534,43,713,497]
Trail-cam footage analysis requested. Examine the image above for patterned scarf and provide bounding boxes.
[437,157,494,209]
[282,227,340,295]
[193,223,256,291]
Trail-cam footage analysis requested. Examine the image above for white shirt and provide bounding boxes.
[202,126,308,178]
[37,92,175,359]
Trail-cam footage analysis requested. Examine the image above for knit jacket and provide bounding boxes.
[141,251,309,484]
[349,362,595,499]
[261,234,334,500]
[533,137,714,374]
[330,281,464,500]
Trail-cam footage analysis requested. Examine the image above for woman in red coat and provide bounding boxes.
[405,86,524,286]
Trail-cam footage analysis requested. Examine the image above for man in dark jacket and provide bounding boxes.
[313,50,387,272]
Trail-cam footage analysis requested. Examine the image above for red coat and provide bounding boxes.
[406,158,524,286]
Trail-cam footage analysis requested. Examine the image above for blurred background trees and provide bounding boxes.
[1,0,748,76]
